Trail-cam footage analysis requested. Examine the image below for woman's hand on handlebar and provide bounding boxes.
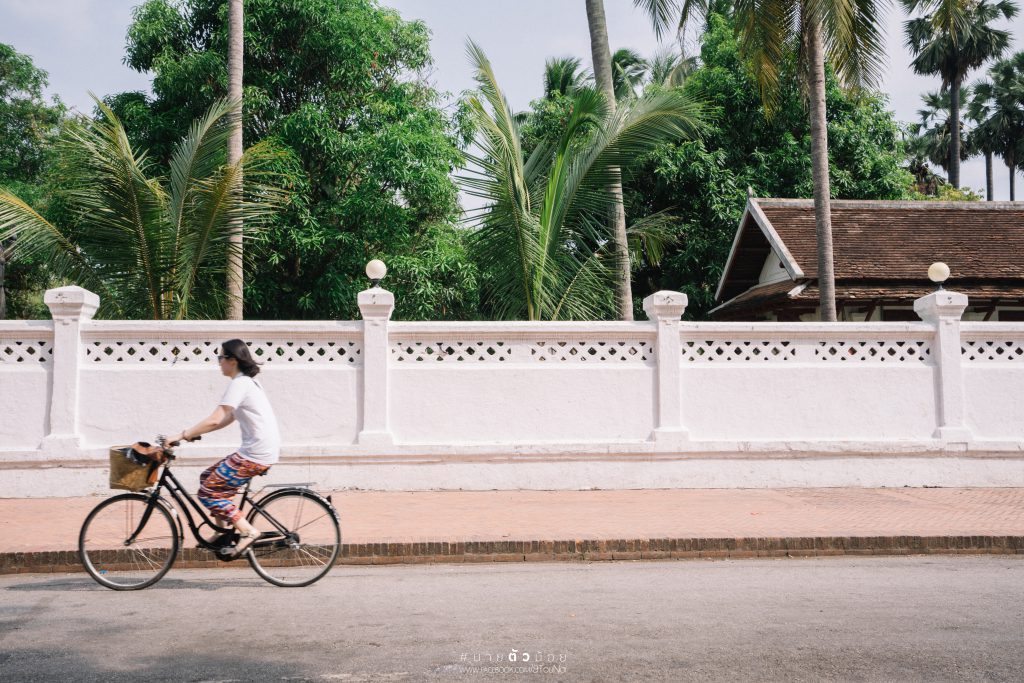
[164,433,202,448]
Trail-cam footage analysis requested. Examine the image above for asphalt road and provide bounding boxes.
[1,556,1022,682]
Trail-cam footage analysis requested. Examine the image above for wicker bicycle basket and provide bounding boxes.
[109,446,158,492]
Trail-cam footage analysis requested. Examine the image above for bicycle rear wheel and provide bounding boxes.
[246,489,340,587]
[79,493,179,590]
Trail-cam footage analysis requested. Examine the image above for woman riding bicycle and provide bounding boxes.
[167,339,280,556]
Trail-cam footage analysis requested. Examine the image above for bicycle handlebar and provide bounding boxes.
[157,434,202,460]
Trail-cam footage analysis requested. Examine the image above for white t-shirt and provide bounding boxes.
[219,375,281,466]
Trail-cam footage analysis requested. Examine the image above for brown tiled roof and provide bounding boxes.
[712,278,1024,319]
[757,199,1024,280]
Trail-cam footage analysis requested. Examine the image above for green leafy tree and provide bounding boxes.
[622,13,914,318]
[0,99,287,319]
[652,0,891,322]
[901,0,1018,189]
[460,41,704,320]
[0,43,65,319]
[113,0,478,320]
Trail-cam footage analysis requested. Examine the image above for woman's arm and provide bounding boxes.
[171,405,235,444]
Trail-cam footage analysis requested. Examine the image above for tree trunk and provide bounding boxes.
[805,21,837,322]
[585,0,633,321]
[949,78,961,189]
[226,0,244,320]
[985,150,993,201]
[1011,164,1016,201]
[0,248,6,320]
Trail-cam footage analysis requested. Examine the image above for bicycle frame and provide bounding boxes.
[125,461,293,554]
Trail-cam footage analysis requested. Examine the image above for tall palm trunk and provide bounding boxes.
[0,247,6,320]
[1011,159,1017,201]
[585,0,634,321]
[226,0,244,320]
[949,78,961,189]
[805,19,838,322]
[985,150,993,200]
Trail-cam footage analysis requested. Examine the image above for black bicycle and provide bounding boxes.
[78,437,341,590]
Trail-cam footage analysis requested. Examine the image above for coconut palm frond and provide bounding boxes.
[460,41,705,320]
[626,211,680,268]
[57,99,170,317]
[543,56,591,98]
[0,187,124,316]
[634,0,684,40]
[0,97,290,319]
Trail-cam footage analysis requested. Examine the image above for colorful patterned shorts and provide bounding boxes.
[198,452,270,523]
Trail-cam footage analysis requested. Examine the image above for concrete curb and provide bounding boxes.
[3,535,1023,575]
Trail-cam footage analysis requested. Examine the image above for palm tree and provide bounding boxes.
[910,89,971,177]
[901,0,1017,189]
[611,48,650,100]
[969,52,1024,200]
[459,41,703,320]
[0,99,286,319]
[226,0,244,319]
[967,91,1000,200]
[647,47,698,88]
[584,0,634,321]
[543,57,591,98]
[656,0,889,322]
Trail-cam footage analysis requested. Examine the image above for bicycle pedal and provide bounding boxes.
[215,547,241,563]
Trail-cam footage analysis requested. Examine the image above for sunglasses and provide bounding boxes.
[217,354,233,361]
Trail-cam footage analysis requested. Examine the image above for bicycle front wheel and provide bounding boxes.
[246,489,340,587]
[79,493,179,590]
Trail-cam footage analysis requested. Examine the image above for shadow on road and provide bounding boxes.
[0,647,315,682]
[3,575,268,592]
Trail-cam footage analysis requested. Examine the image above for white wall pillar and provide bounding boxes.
[643,290,689,445]
[40,286,98,454]
[914,290,971,444]
[357,287,395,446]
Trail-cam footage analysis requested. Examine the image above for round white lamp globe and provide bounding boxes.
[365,259,387,283]
[927,261,950,284]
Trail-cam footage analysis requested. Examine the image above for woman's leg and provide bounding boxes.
[198,453,269,528]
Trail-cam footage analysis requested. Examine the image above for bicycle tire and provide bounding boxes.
[79,492,179,590]
[246,489,340,587]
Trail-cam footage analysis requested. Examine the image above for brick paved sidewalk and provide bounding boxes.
[3,487,1024,565]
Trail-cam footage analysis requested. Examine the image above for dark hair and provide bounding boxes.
[220,339,261,377]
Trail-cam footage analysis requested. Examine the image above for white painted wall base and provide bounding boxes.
[4,455,1024,498]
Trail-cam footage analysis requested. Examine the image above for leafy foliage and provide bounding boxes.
[112,0,478,319]
[0,99,288,319]
[0,44,67,319]
[622,13,914,317]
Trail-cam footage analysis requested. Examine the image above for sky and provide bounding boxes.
[1,0,1022,199]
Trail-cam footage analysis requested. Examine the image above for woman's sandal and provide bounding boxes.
[232,530,261,557]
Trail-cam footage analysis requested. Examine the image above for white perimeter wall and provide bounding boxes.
[1,287,1022,497]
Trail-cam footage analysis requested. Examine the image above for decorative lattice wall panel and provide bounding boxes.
[961,339,1024,362]
[84,339,362,364]
[391,339,653,363]
[0,339,53,364]
[813,340,931,363]
[680,337,932,363]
